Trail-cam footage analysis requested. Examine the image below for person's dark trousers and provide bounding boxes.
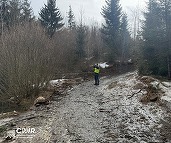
[94,73,99,85]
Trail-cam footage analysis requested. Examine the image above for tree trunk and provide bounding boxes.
[168,55,171,80]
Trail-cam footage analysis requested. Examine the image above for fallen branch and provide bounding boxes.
[128,88,144,99]
[160,82,171,88]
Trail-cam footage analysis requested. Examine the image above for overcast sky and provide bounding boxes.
[30,0,147,25]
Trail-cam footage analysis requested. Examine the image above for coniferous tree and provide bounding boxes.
[39,0,64,38]
[0,0,35,29]
[67,5,76,30]
[20,0,34,22]
[159,0,171,78]
[101,0,122,62]
[141,0,163,75]
[0,0,10,31]
[90,25,103,61]
[90,26,98,59]
[140,0,171,77]
[120,13,131,62]
[76,22,87,59]
[74,9,87,60]
[9,0,22,26]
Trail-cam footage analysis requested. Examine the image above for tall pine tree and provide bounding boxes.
[0,0,35,30]
[159,0,171,78]
[9,0,22,26]
[0,0,10,32]
[140,0,171,76]
[67,5,75,30]
[39,0,64,38]
[20,0,34,22]
[76,23,87,59]
[120,13,130,62]
[101,0,122,62]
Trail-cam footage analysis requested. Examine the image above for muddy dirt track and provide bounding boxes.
[2,72,171,143]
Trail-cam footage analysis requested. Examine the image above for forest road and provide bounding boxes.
[6,71,171,143]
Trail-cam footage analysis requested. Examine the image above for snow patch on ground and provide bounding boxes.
[98,62,109,69]
[49,79,65,87]
[150,81,160,89]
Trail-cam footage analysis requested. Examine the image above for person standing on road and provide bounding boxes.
[94,64,100,85]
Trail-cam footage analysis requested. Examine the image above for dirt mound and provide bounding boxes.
[139,76,164,103]
[140,76,158,84]
[133,82,146,90]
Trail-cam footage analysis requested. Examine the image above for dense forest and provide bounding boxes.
[0,0,170,104]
